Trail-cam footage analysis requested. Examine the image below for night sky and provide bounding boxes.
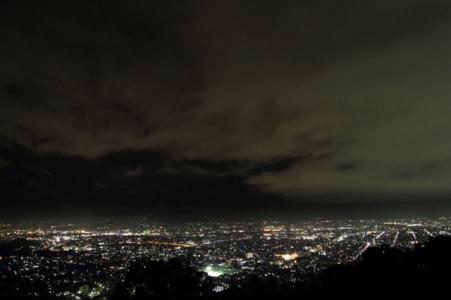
[2,0,451,220]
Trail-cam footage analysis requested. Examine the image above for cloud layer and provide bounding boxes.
[2,0,451,201]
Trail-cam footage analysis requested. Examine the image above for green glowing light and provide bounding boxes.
[203,265,234,277]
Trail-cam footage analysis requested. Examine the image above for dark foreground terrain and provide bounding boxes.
[2,235,450,299]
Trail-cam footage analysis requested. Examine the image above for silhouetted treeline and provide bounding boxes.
[2,236,451,299]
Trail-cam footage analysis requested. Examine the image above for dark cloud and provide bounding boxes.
[125,166,144,178]
[0,0,213,156]
[2,0,451,215]
[0,158,11,168]
[0,145,289,219]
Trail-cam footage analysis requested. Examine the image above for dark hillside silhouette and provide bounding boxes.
[110,259,214,300]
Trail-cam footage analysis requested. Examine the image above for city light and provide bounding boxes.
[275,253,299,261]
[204,266,224,277]
[0,218,449,299]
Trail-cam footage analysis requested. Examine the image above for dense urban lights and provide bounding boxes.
[1,217,450,298]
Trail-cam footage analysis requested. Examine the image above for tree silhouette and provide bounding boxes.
[110,258,213,300]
